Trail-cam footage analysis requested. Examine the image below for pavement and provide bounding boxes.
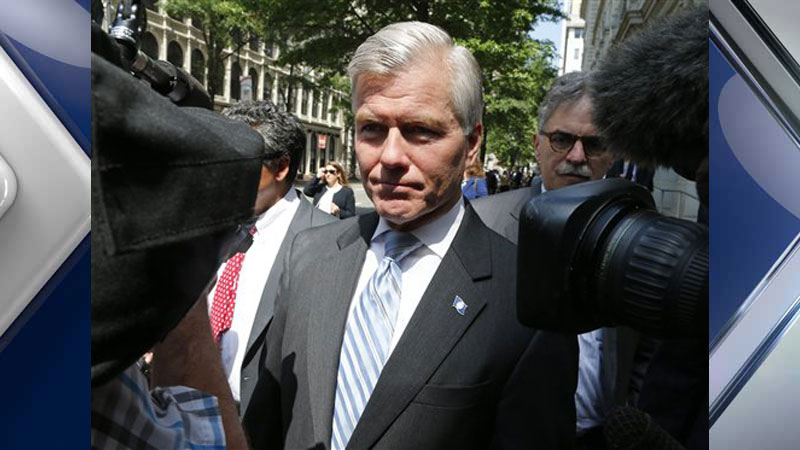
[349,178,376,215]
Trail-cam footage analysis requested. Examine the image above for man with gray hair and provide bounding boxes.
[473,72,653,449]
[244,22,577,449]
[474,71,614,241]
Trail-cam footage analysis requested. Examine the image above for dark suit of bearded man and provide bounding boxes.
[243,21,577,450]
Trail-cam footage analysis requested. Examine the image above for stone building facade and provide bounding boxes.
[101,2,354,178]
[578,0,705,220]
[559,0,586,75]
[580,0,703,70]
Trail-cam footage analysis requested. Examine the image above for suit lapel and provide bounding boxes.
[307,213,379,446]
[507,179,542,243]
[243,194,313,358]
[347,207,493,449]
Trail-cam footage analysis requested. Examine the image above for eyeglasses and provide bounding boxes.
[323,169,337,175]
[540,130,607,158]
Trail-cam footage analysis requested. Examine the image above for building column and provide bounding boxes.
[223,57,232,100]
[304,131,313,175]
[296,84,304,117]
[257,65,265,101]
[184,39,192,72]
[327,92,334,125]
[268,71,275,103]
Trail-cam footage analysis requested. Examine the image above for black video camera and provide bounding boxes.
[516,8,709,339]
[517,179,707,338]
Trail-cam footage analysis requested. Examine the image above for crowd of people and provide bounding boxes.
[91,5,707,450]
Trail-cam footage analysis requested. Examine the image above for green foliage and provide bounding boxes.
[166,0,563,167]
[165,0,266,98]
[249,0,562,167]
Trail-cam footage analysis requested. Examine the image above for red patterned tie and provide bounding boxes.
[209,226,256,343]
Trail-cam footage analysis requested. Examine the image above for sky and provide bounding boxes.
[530,11,565,69]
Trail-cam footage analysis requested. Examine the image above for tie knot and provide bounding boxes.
[382,230,421,262]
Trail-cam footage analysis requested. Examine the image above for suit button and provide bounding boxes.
[243,376,250,381]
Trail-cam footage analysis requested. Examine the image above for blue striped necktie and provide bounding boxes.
[331,230,422,449]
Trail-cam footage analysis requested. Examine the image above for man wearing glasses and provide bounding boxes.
[474,71,613,242]
[474,71,653,450]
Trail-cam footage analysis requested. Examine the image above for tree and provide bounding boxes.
[244,0,562,167]
[163,0,265,99]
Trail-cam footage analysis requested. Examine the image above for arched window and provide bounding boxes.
[327,135,336,162]
[309,133,318,172]
[248,68,258,100]
[277,80,287,109]
[167,41,183,68]
[190,49,205,85]
[301,88,309,116]
[230,62,242,101]
[312,91,320,118]
[141,32,158,60]
[263,72,273,102]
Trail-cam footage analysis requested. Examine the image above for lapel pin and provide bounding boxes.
[452,296,468,316]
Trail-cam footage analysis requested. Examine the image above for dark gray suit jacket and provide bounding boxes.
[238,190,336,414]
[243,205,578,449]
[472,177,653,413]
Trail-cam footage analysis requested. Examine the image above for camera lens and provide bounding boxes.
[517,178,708,338]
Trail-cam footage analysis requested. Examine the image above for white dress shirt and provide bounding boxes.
[317,183,342,215]
[207,188,301,402]
[347,198,465,357]
[576,328,606,432]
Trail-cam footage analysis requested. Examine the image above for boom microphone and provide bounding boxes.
[590,7,708,191]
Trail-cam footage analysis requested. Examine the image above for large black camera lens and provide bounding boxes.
[517,178,708,338]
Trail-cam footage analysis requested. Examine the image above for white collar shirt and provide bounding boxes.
[347,197,465,357]
[208,188,301,402]
[317,183,342,215]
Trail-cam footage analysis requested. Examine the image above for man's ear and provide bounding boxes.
[272,155,291,183]
[466,122,483,162]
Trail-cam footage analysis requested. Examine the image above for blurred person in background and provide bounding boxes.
[304,160,357,219]
[461,157,489,200]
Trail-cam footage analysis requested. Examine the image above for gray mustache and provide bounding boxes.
[555,161,592,177]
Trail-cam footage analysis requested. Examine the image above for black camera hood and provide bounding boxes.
[517,179,655,332]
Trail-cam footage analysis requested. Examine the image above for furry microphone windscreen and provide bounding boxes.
[590,7,708,180]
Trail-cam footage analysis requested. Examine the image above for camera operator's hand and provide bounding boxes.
[152,295,248,450]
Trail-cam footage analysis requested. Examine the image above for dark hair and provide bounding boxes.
[222,100,305,184]
[590,7,708,177]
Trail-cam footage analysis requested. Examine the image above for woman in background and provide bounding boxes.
[303,161,356,219]
[462,158,488,200]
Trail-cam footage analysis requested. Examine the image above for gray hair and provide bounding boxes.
[348,21,483,135]
[537,71,590,131]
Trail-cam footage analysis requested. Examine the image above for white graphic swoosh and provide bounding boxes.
[719,74,800,220]
[0,1,90,68]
